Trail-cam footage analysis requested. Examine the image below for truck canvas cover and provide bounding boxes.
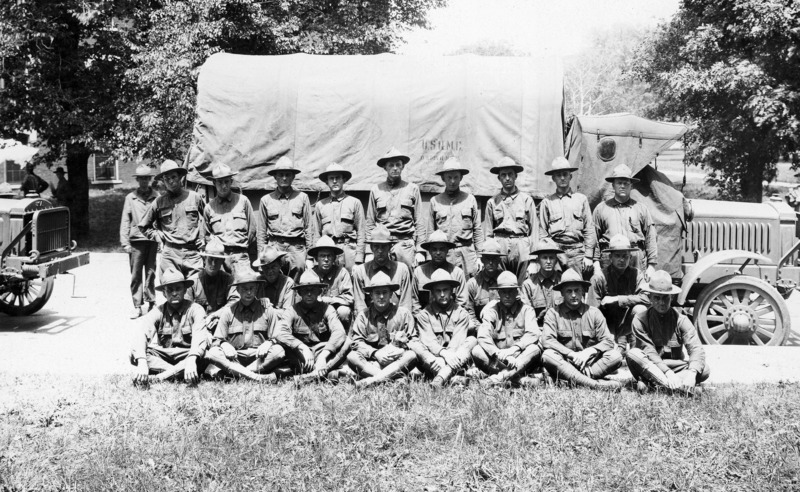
[186,53,565,197]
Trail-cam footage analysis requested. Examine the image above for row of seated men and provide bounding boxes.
[131,224,710,393]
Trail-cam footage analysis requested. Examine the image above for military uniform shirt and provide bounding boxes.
[592,198,657,264]
[257,189,313,250]
[185,270,239,313]
[427,190,484,250]
[542,303,614,355]
[365,179,425,246]
[521,271,562,316]
[314,194,366,262]
[279,301,346,353]
[133,299,207,359]
[256,274,295,311]
[589,266,650,310]
[120,188,159,246]
[633,307,705,374]
[213,299,279,350]
[351,260,413,314]
[204,192,255,249]
[538,188,596,250]
[416,301,472,357]
[483,187,538,238]
[313,265,353,307]
[465,270,501,327]
[139,189,206,247]
[350,303,416,358]
[477,300,540,358]
[412,261,468,316]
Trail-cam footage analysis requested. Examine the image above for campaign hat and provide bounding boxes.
[308,235,344,257]
[376,147,410,168]
[267,156,300,176]
[318,162,352,183]
[489,156,524,175]
[544,156,578,176]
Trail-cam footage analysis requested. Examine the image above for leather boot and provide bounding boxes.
[544,351,616,390]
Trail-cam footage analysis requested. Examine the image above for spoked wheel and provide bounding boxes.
[0,277,55,316]
[693,275,790,346]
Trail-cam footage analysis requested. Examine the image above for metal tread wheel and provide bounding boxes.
[693,275,790,346]
[0,277,55,316]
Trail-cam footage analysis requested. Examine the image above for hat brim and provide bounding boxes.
[544,167,579,176]
[479,251,507,257]
[532,247,563,256]
[490,284,519,291]
[490,165,524,174]
[642,285,682,295]
[422,279,461,291]
[364,283,400,293]
[133,172,154,178]
[308,245,344,257]
[554,279,592,291]
[377,155,410,168]
[199,251,230,259]
[211,171,239,180]
[267,168,301,177]
[154,167,188,180]
[367,238,397,245]
[252,252,287,268]
[318,170,352,182]
[605,247,637,253]
[292,282,327,291]
[422,240,456,251]
[155,279,194,291]
[605,176,640,183]
[231,278,266,288]
[435,168,470,177]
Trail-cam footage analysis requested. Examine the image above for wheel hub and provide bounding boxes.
[725,308,756,334]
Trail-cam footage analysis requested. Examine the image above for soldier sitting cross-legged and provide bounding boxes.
[521,238,563,323]
[307,235,354,327]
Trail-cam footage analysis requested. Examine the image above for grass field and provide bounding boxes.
[2,375,799,491]
[83,187,134,252]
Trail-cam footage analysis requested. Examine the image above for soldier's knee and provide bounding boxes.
[541,348,564,366]
[631,304,648,316]
[464,336,478,350]
[698,363,711,383]
[471,345,488,361]
[625,347,646,366]
[606,347,623,367]
[346,351,363,365]
[269,345,286,359]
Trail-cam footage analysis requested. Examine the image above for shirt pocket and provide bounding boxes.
[185,205,200,228]
[461,209,474,231]
[293,324,311,337]
[399,196,414,219]
[230,211,248,232]
[158,207,173,226]
[515,208,528,224]
[492,203,505,223]
[547,209,565,234]
[375,196,389,222]
[571,210,585,229]
[208,215,224,235]
[340,209,355,234]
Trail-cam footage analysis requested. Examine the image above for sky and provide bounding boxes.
[398,0,681,57]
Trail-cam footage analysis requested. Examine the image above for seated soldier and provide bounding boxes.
[352,224,413,315]
[253,247,295,311]
[204,271,285,382]
[408,269,477,387]
[278,271,350,382]
[471,271,542,387]
[541,269,623,390]
[412,230,468,316]
[131,268,208,385]
[626,270,710,395]
[308,235,354,326]
[521,238,563,322]
[588,234,649,357]
[347,271,418,387]
[465,238,506,330]
[185,237,239,316]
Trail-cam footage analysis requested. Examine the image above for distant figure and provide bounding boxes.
[19,163,48,196]
[51,167,74,208]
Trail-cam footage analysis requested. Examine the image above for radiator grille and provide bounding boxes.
[684,221,771,255]
[32,208,70,255]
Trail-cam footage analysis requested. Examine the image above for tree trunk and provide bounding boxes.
[66,143,91,240]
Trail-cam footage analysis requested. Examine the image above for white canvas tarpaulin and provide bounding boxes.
[186,53,565,197]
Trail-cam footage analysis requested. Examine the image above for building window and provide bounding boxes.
[91,154,119,182]
[2,160,24,184]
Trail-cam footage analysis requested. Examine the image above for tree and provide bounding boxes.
[633,0,800,202]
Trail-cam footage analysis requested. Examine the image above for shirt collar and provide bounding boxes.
[216,193,233,203]
[498,300,522,316]
[501,187,519,200]
[236,299,259,314]
[296,301,323,316]
[555,187,573,198]
[164,300,188,317]
[370,302,397,320]
[276,188,294,200]
[329,193,347,202]
[535,270,558,285]
[430,301,456,315]
[314,265,338,282]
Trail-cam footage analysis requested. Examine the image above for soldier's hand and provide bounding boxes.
[666,371,682,391]
[256,341,273,358]
[569,349,593,370]
[601,296,618,307]
[679,370,697,393]
[306,259,315,271]
[526,262,538,279]
[475,257,483,272]
[300,346,315,372]
[593,261,602,277]
[582,257,594,270]
[374,350,399,366]
[645,265,656,282]
[314,351,330,373]
[123,245,132,254]
[430,357,445,372]
[221,342,237,360]
[497,347,517,361]
[414,252,426,267]
[440,349,460,368]
[133,359,149,385]
[184,357,199,384]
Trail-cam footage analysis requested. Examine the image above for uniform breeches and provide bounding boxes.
[129,241,157,308]
[626,348,710,388]
[284,339,351,374]
[268,240,307,278]
[390,239,417,271]
[447,245,478,278]
[408,337,478,377]
[470,343,542,378]
[495,236,531,285]
[161,246,203,280]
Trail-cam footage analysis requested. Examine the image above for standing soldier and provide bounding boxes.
[120,164,159,319]
[256,156,313,278]
[541,269,623,390]
[592,163,657,280]
[308,235,354,326]
[252,248,296,312]
[139,159,206,279]
[427,157,484,277]
[521,238,564,322]
[351,224,414,315]
[465,238,506,329]
[483,156,538,284]
[412,230,468,316]
[19,162,48,196]
[538,156,596,278]
[314,163,365,272]
[365,147,425,270]
[51,167,74,209]
[203,163,256,274]
[185,237,238,317]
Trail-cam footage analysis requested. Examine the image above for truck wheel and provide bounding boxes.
[693,275,790,346]
[0,277,55,316]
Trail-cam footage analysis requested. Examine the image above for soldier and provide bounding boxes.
[465,238,506,329]
[185,237,238,317]
[205,271,284,382]
[592,163,657,280]
[314,163,365,272]
[541,269,623,390]
[131,268,208,385]
[483,156,538,284]
[203,163,257,274]
[308,235,354,326]
[408,269,476,387]
[427,157,484,277]
[351,224,414,315]
[588,234,650,357]
[120,164,159,319]
[278,271,350,381]
[626,270,710,395]
[139,159,206,279]
[538,156,596,278]
[470,271,542,386]
[51,167,74,209]
[412,230,468,316]
[347,271,418,387]
[521,238,563,322]
[256,156,313,278]
[365,147,425,270]
[19,162,48,196]
[252,248,295,312]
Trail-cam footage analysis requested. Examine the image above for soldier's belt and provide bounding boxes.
[165,241,198,251]
[268,235,305,245]
[493,232,526,238]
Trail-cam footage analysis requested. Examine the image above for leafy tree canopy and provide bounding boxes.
[634,0,800,201]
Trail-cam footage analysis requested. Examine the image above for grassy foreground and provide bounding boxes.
[1,376,799,491]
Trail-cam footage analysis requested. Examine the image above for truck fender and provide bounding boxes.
[678,250,772,304]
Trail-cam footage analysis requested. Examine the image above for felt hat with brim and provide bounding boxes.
[292,270,327,291]
[435,157,469,177]
[230,271,265,288]
[479,238,507,257]
[642,270,681,295]
[490,271,520,290]
[211,162,238,180]
[268,156,300,176]
[155,268,194,291]
[605,234,636,253]
[133,164,155,177]
[421,230,455,251]
[554,268,591,291]
[605,163,639,183]
[376,147,410,168]
[363,271,400,293]
[308,235,344,257]
[531,238,563,255]
[252,248,287,268]
[318,162,352,183]
[54,167,66,175]
[367,224,396,245]
[544,156,578,176]
[490,156,524,175]
[422,268,461,291]
[199,237,229,259]
[155,159,187,180]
